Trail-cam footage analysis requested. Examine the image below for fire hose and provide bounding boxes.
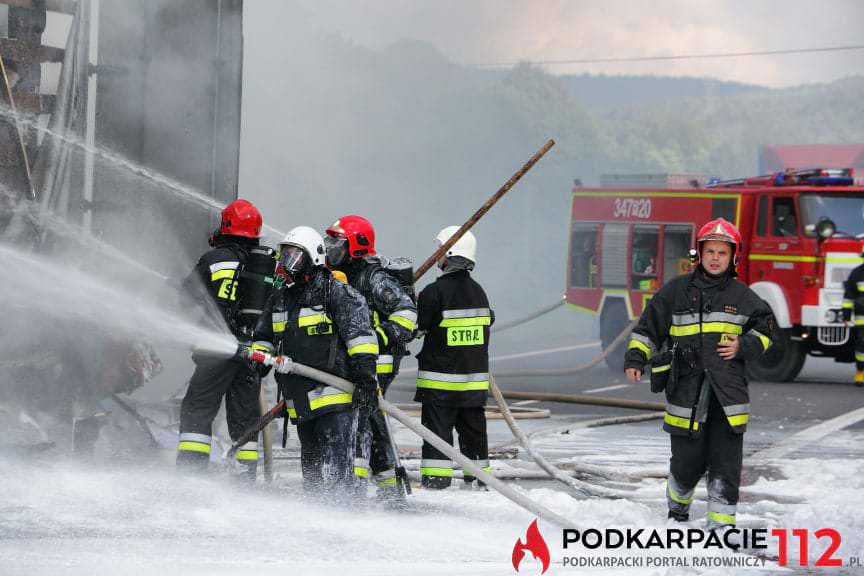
[234,349,578,530]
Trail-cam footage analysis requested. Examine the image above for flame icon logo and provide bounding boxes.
[512,519,550,574]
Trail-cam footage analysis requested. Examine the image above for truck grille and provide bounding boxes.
[818,326,850,346]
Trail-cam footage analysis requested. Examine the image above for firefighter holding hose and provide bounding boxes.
[624,218,775,530]
[176,199,276,481]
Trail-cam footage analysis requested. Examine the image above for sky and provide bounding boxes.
[262,0,864,88]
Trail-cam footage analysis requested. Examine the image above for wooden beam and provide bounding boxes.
[0,38,64,64]
[0,0,77,15]
[9,91,55,114]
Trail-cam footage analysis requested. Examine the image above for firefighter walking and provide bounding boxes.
[624,218,775,529]
[176,199,275,480]
[325,215,417,498]
[264,226,380,493]
[415,227,493,489]
[842,257,864,387]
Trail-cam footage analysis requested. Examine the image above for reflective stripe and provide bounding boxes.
[297,309,332,328]
[375,326,389,347]
[667,484,693,505]
[354,458,370,478]
[749,254,819,263]
[627,339,652,358]
[651,364,671,373]
[858,282,864,291]
[346,335,379,356]
[724,403,749,415]
[672,313,699,325]
[669,322,743,336]
[374,469,397,487]
[843,300,854,308]
[177,441,211,454]
[664,413,699,430]
[287,407,298,418]
[235,450,258,461]
[855,319,864,326]
[377,354,394,374]
[707,511,736,526]
[442,308,490,319]
[416,370,489,392]
[855,352,864,362]
[209,261,240,273]
[703,312,749,325]
[665,404,692,418]
[727,414,749,427]
[439,316,491,328]
[747,329,771,351]
[389,310,418,330]
[179,433,212,444]
[421,458,453,476]
[308,386,353,411]
[272,311,288,333]
[211,269,236,281]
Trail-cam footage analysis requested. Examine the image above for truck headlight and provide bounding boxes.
[825,309,838,323]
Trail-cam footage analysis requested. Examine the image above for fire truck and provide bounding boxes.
[566,169,864,381]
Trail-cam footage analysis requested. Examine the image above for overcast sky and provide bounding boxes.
[255,0,864,87]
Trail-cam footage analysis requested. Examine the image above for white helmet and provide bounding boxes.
[435,225,476,263]
[279,226,326,273]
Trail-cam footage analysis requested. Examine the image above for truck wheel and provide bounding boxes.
[747,328,806,382]
[600,300,630,374]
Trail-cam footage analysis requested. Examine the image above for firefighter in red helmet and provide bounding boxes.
[325,215,417,499]
[624,218,776,530]
[177,199,276,481]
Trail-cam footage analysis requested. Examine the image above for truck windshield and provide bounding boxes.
[799,194,864,238]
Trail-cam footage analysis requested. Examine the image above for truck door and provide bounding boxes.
[663,224,694,283]
[749,195,803,312]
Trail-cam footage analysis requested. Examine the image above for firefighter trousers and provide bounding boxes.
[355,374,399,494]
[855,326,864,370]
[667,389,743,528]
[297,408,358,495]
[420,403,488,489]
[177,356,261,480]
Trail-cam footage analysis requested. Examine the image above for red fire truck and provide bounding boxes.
[566,169,864,381]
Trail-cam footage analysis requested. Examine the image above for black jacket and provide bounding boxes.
[345,256,417,377]
[842,263,864,322]
[624,268,775,436]
[181,235,259,339]
[415,269,493,407]
[261,268,378,422]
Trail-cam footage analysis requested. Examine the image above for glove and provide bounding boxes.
[273,355,293,374]
[352,381,379,412]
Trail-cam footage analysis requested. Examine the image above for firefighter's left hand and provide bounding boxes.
[717,334,739,360]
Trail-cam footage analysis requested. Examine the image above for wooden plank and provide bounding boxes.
[0,38,65,64]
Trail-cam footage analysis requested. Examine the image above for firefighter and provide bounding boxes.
[325,215,417,499]
[842,256,864,387]
[176,199,273,480]
[266,226,379,494]
[415,227,493,489]
[624,218,775,529]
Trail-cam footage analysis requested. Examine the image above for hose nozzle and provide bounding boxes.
[238,345,275,366]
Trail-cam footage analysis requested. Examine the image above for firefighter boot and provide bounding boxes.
[855,371,864,387]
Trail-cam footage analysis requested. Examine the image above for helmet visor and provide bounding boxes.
[278,245,308,275]
[324,235,349,268]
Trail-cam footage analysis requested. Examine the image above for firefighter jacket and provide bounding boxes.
[842,263,864,323]
[262,268,379,422]
[346,256,417,377]
[414,269,494,407]
[181,235,258,339]
[624,268,775,437]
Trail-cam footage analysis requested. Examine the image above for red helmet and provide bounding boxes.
[325,215,376,259]
[220,199,262,239]
[697,218,741,250]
